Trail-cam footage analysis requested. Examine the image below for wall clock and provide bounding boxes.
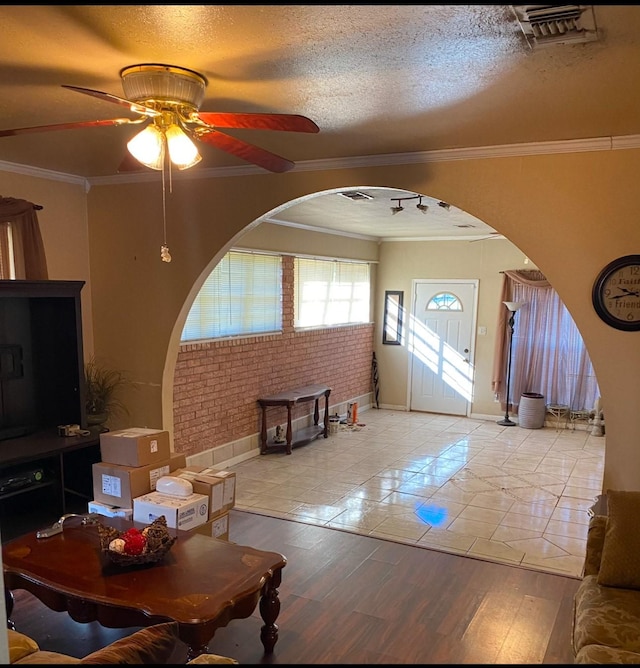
[592,255,640,331]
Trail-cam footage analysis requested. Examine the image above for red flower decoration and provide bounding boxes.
[122,527,147,555]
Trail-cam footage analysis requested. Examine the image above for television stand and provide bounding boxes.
[0,428,101,541]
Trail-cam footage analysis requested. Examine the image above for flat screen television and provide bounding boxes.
[0,280,86,440]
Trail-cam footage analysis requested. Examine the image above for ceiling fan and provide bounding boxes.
[0,63,320,173]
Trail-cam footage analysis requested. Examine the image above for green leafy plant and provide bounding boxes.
[84,357,131,423]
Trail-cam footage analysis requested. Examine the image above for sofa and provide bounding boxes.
[8,621,238,664]
[572,490,640,663]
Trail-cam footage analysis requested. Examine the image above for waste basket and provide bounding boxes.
[518,392,546,429]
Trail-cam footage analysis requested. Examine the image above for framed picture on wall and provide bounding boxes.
[383,290,403,344]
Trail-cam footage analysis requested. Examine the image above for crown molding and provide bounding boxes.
[1,134,640,186]
[262,217,379,242]
[0,159,87,187]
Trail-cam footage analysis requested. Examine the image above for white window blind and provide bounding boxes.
[294,257,370,328]
[181,250,282,342]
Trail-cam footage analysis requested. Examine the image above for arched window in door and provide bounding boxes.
[426,292,463,311]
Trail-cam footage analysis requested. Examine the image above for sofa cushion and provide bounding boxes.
[7,629,40,663]
[80,622,178,664]
[14,649,82,664]
[583,515,607,577]
[574,574,640,654]
[575,644,640,664]
[598,490,640,589]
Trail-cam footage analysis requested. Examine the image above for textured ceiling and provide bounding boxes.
[2,5,640,239]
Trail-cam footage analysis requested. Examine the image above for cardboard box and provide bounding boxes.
[172,468,227,520]
[133,490,209,530]
[92,453,186,507]
[192,512,230,540]
[99,428,171,467]
[192,467,236,511]
[87,500,133,520]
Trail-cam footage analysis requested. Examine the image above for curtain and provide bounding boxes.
[0,197,48,279]
[492,269,599,411]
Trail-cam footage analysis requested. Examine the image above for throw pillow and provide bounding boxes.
[80,622,178,664]
[597,490,640,589]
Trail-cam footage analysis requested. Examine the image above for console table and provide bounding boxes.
[258,384,331,455]
[3,515,287,661]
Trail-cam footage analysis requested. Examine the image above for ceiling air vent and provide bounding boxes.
[337,191,374,201]
[512,5,599,48]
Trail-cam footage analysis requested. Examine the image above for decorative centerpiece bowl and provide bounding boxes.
[97,515,176,567]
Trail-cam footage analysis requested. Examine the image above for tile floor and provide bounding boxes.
[228,408,605,579]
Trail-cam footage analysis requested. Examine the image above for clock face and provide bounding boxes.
[592,255,640,331]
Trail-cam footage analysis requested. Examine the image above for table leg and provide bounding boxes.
[185,643,209,662]
[285,404,293,455]
[259,568,282,653]
[323,391,330,438]
[260,406,267,455]
[5,588,15,630]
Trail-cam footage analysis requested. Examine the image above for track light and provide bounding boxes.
[416,196,429,214]
[390,194,430,215]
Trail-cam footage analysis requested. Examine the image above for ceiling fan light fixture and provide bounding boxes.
[120,63,207,108]
[165,124,201,169]
[127,124,165,170]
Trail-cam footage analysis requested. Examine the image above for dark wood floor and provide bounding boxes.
[8,509,580,664]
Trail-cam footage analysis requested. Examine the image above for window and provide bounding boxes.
[181,250,282,342]
[497,270,600,411]
[0,197,48,280]
[0,222,15,279]
[426,292,462,311]
[294,258,370,328]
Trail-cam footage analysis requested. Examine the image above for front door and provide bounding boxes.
[409,280,477,416]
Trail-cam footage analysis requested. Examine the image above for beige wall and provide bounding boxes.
[375,238,533,416]
[4,145,640,492]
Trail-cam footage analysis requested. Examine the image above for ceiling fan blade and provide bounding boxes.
[61,84,159,116]
[0,117,142,137]
[195,112,319,134]
[196,129,295,173]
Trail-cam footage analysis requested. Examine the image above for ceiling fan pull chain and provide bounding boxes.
[160,148,172,263]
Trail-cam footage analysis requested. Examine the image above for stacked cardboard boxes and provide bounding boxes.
[171,466,237,540]
[90,429,235,539]
[89,428,186,521]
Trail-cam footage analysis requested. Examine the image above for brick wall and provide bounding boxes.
[173,255,375,458]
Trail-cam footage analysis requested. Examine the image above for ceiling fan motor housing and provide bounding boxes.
[120,63,207,109]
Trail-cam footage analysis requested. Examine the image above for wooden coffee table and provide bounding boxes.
[2,516,286,661]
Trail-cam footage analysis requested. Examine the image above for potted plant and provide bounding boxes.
[84,357,131,427]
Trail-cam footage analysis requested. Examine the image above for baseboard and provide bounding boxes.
[186,394,372,470]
